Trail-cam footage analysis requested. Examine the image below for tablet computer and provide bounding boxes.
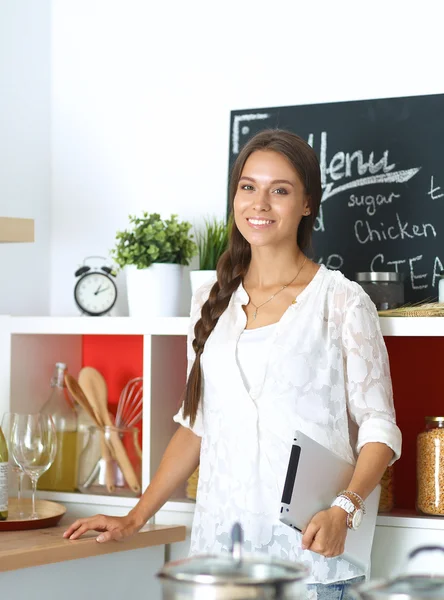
[279,430,380,572]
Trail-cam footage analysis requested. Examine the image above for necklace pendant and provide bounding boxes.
[253,310,258,320]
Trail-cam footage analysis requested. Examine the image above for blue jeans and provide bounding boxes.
[307,576,365,599]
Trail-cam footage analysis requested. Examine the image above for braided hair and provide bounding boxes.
[183,129,322,425]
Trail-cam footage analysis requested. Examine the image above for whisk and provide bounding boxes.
[115,377,143,429]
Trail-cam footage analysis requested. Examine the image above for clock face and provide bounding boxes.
[74,272,117,316]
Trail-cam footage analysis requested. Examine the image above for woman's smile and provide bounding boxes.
[246,217,276,229]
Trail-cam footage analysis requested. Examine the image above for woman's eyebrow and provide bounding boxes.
[239,176,294,187]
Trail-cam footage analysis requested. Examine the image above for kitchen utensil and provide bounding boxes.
[75,369,141,494]
[354,546,444,600]
[78,425,141,497]
[115,377,143,429]
[78,367,115,493]
[157,522,308,599]
[0,499,66,531]
[65,374,100,425]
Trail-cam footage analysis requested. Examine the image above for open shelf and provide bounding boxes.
[36,490,139,508]
[5,315,444,337]
[377,510,444,530]
[0,216,34,243]
[8,316,189,336]
[379,316,444,336]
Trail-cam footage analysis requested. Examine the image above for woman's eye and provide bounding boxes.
[274,188,288,195]
[241,184,254,191]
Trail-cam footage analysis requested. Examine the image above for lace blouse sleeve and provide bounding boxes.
[342,288,402,465]
[172,283,212,437]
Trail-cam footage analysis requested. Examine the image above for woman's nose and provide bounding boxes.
[252,189,270,211]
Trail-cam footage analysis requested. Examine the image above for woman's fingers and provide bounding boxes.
[301,521,319,550]
[63,514,140,542]
[63,515,112,540]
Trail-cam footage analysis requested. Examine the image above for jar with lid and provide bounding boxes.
[378,464,395,512]
[439,270,444,303]
[417,416,444,515]
[355,272,404,310]
[38,363,79,492]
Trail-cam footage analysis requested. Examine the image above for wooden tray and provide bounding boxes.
[0,499,66,531]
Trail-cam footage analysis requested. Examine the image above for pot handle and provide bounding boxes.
[408,546,444,561]
[230,522,244,564]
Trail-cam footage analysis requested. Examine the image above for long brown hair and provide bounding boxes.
[183,129,322,425]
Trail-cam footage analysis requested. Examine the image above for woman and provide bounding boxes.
[64,130,401,599]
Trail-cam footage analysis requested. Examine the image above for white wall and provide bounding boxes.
[2,1,442,316]
[50,0,444,316]
[0,0,51,316]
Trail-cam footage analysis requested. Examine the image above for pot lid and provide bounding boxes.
[357,547,444,600]
[157,522,308,586]
[158,554,308,586]
[356,575,444,599]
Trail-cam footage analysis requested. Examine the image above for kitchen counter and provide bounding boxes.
[0,523,186,572]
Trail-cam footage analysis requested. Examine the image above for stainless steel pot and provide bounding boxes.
[354,546,444,600]
[157,523,309,599]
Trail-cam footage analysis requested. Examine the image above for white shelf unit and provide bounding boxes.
[0,316,190,514]
[1,315,444,534]
[379,316,444,336]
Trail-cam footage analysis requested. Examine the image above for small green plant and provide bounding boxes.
[195,217,230,270]
[111,212,197,270]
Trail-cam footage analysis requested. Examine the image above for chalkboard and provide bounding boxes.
[228,94,444,303]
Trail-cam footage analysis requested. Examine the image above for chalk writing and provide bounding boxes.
[355,214,437,244]
[318,254,344,270]
[348,193,400,216]
[428,176,444,200]
[308,132,421,203]
[370,253,443,294]
[232,113,271,154]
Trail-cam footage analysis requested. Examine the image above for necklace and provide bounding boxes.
[248,256,308,320]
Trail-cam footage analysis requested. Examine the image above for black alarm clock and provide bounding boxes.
[74,256,118,316]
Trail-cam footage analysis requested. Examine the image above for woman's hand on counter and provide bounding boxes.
[301,507,348,557]
[63,512,145,543]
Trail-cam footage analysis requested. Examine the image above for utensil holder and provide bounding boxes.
[78,425,141,497]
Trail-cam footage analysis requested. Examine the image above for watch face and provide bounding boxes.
[74,272,117,316]
[352,509,363,529]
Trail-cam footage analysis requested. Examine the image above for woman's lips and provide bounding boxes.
[246,218,275,230]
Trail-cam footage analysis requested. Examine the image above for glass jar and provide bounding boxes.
[38,363,79,492]
[417,416,444,515]
[78,425,141,497]
[439,270,444,303]
[355,272,404,310]
[378,465,395,512]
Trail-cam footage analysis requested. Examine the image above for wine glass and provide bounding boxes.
[10,414,57,520]
[0,412,26,518]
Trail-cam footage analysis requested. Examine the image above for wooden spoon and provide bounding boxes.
[78,368,115,493]
[78,367,141,494]
[65,373,115,493]
[65,374,100,425]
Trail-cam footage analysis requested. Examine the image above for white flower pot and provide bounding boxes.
[126,263,183,317]
[189,270,217,296]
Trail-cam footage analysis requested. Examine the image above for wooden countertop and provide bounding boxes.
[0,523,186,572]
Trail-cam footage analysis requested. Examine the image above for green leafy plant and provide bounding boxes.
[195,217,230,270]
[111,212,197,270]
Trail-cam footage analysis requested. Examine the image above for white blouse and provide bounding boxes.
[236,323,278,392]
[173,265,402,585]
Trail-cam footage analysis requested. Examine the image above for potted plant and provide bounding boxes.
[112,212,197,317]
[190,217,230,295]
